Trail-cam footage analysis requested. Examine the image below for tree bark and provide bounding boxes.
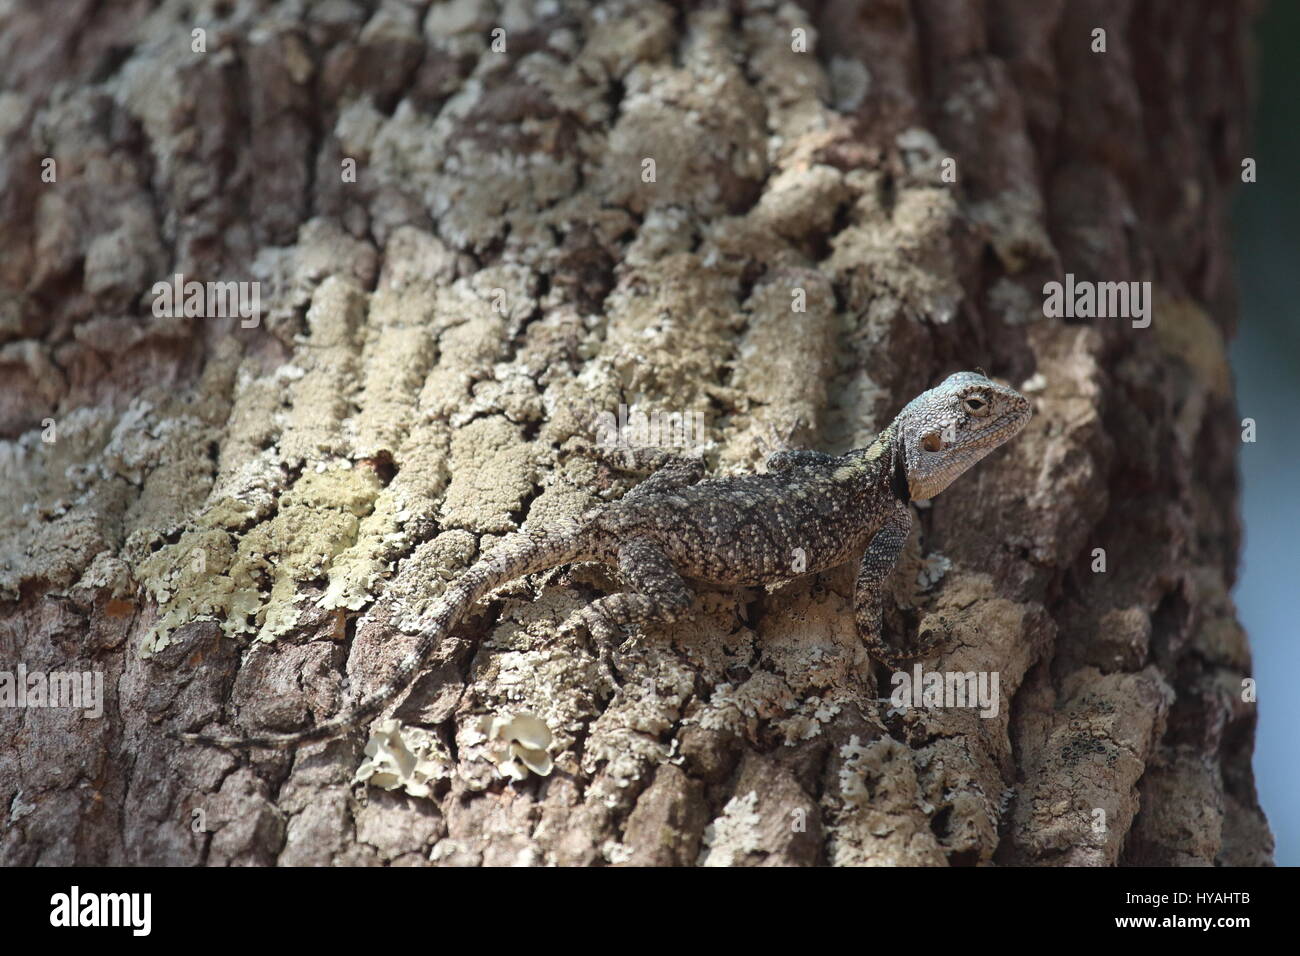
[0,0,1272,866]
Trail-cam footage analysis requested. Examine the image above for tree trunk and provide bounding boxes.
[0,0,1272,866]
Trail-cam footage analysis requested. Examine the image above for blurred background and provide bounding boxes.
[1232,0,1299,866]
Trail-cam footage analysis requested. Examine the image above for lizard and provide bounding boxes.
[176,370,1031,749]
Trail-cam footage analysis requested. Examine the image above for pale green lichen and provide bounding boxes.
[138,466,382,654]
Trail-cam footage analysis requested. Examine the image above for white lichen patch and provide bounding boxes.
[774,694,844,744]
[9,790,36,823]
[837,734,926,811]
[698,791,762,867]
[916,552,951,592]
[469,712,555,782]
[601,840,634,865]
[354,719,452,800]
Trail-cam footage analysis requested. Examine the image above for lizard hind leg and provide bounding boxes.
[559,537,694,643]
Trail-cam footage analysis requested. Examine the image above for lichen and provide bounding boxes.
[698,791,761,867]
[138,466,383,654]
[470,712,555,782]
[354,719,452,800]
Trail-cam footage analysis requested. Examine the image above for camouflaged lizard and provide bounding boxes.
[179,371,1031,749]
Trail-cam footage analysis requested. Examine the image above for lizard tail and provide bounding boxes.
[175,519,593,749]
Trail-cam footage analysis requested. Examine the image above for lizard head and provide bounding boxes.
[897,371,1031,500]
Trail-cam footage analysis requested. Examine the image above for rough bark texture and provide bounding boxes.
[0,0,1273,866]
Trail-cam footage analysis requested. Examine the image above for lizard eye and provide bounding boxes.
[964,396,991,417]
[921,432,943,453]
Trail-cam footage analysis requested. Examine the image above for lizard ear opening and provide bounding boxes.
[921,432,943,453]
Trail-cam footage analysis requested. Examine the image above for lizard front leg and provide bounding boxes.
[560,537,693,641]
[622,455,707,501]
[854,501,941,668]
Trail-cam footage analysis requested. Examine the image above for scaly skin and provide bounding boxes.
[177,371,1031,749]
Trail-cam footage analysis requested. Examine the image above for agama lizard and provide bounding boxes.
[178,371,1031,749]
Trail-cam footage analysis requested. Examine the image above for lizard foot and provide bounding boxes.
[867,623,950,670]
[558,605,622,645]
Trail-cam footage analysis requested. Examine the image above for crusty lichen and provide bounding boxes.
[138,465,383,654]
[698,791,762,867]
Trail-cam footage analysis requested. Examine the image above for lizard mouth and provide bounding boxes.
[990,399,1033,442]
